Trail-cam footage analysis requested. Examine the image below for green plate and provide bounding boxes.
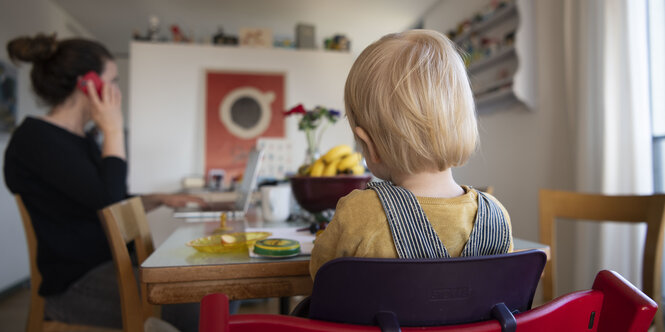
[253,238,301,257]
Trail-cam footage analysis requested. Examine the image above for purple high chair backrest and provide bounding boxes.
[308,250,547,331]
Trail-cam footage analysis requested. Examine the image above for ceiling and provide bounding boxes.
[52,0,440,56]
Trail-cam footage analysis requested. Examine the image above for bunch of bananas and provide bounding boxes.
[299,144,365,176]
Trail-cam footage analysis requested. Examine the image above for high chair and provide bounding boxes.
[15,195,119,332]
[296,250,546,328]
[200,270,657,332]
[539,189,665,331]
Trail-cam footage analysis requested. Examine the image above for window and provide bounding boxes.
[648,0,665,192]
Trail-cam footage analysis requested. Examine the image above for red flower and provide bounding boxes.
[284,104,307,116]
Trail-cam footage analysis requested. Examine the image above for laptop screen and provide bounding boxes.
[234,148,265,213]
[173,148,264,218]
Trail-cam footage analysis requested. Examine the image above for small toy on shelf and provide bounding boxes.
[504,31,516,46]
[458,26,516,69]
[170,25,191,43]
[481,37,500,55]
[481,0,512,23]
[132,29,148,41]
[239,28,273,48]
[451,0,515,44]
[296,24,315,49]
[273,37,295,49]
[132,15,164,42]
[457,19,472,36]
[147,15,161,41]
[212,27,238,46]
[324,34,350,51]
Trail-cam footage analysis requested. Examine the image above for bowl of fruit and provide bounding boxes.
[290,145,372,213]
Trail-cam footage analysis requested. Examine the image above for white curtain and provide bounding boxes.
[563,0,653,291]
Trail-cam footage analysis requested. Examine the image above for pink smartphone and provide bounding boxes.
[77,71,104,98]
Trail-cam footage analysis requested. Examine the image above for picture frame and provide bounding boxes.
[239,28,273,48]
[205,70,285,179]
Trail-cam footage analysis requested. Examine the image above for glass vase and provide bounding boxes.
[304,145,320,166]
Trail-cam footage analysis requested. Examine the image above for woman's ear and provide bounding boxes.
[354,127,381,163]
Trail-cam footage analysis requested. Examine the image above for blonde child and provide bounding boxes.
[310,30,513,279]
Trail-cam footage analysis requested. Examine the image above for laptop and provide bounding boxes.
[173,148,264,219]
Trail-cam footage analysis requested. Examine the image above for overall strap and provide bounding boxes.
[368,181,449,259]
[460,191,511,256]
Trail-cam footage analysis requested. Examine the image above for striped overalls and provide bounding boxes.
[368,181,511,259]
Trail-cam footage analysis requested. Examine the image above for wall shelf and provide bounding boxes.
[454,3,518,43]
[475,86,514,106]
[446,0,537,113]
[467,46,516,73]
[474,77,513,96]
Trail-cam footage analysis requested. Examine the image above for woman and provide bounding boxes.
[4,33,202,331]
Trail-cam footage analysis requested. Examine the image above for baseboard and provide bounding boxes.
[0,277,30,301]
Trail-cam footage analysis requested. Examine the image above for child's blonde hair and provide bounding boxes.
[344,29,477,174]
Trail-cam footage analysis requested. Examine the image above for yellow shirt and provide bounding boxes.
[309,185,513,279]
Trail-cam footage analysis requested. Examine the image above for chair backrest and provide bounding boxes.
[17,195,120,332]
[538,190,665,330]
[98,197,156,332]
[308,250,546,327]
[15,195,45,332]
[199,269,657,332]
[593,270,658,331]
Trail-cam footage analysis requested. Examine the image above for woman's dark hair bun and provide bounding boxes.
[7,33,57,63]
[5,33,112,107]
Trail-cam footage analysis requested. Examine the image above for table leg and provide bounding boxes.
[279,297,291,315]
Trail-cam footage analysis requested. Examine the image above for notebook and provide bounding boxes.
[173,148,264,219]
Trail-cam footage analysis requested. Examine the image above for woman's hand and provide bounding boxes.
[141,194,209,212]
[87,81,126,159]
[160,194,209,208]
[87,80,123,135]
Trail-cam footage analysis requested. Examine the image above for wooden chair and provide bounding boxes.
[98,197,164,332]
[15,195,119,332]
[539,189,665,331]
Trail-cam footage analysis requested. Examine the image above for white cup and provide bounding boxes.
[260,184,291,222]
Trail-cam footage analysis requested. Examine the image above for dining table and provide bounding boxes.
[140,206,551,309]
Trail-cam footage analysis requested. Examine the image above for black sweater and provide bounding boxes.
[4,117,128,296]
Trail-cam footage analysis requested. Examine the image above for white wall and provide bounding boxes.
[52,0,438,57]
[129,42,355,192]
[114,57,130,123]
[425,0,577,294]
[0,0,94,291]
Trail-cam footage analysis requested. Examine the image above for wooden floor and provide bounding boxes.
[0,285,30,332]
[0,284,303,332]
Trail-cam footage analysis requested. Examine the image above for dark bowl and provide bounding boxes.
[290,175,372,213]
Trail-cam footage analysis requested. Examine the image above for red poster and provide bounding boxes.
[205,71,285,180]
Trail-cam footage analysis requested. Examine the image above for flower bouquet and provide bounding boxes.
[284,104,341,166]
